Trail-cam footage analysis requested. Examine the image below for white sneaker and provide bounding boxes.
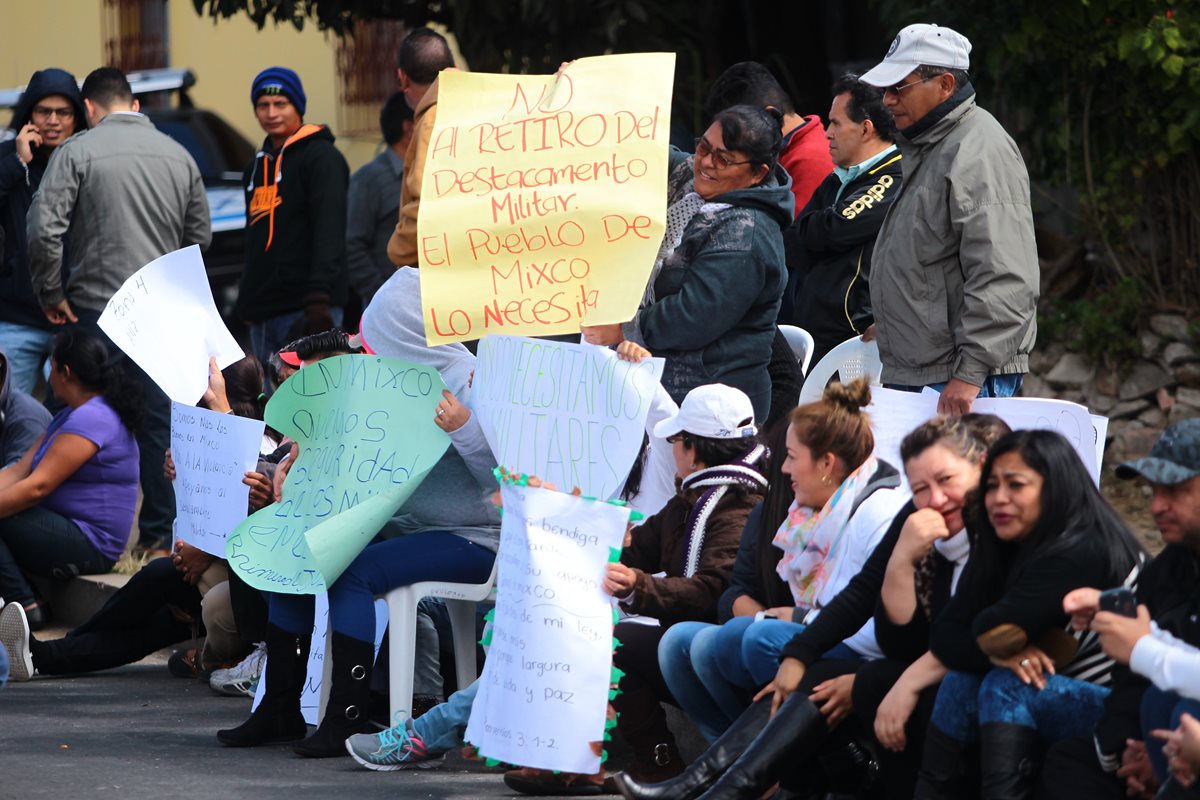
[209,641,266,697]
[0,602,33,682]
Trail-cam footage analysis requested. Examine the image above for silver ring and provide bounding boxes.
[1019,658,1032,668]
[436,408,445,417]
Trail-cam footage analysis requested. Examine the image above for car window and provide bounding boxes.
[152,119,215,178]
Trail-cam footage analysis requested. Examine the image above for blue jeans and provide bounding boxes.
[0,322,52,396]
[249,307,345,370]
[659,616,862,742]
[886,373,1024,399]
[1140,687,1200,782]
[412,677,479,753]
[930,669,1109,743]
[269,532,495,643]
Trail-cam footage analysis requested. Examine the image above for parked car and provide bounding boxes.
[1,68,252,325]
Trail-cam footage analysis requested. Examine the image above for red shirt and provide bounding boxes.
[779,115,834,218]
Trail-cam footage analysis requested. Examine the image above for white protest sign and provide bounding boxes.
[470,335,665,499]
[466,483,629,773]
[98,245,245,405]
[867,387,1106,484]
[170,402,265,557]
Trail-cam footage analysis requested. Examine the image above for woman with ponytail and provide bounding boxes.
[0,330,141,628]
[655,377,908,744]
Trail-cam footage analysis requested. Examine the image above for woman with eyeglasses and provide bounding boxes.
[582,104,792,424]
[0,331,140,630]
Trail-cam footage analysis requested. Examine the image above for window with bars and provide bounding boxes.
[102,0,169,74]
[336,19,408,137]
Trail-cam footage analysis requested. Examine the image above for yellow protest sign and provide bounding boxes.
[417,53,675,344]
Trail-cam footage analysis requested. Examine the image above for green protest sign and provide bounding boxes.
[226,355,450,594]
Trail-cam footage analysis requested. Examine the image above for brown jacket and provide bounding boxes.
[386,77,439,268]
[620,485,761,627]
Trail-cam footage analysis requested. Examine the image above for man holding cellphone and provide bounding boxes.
[0,68,86,394]
[1047,419,1200,798]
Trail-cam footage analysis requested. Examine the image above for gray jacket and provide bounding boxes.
[869,95,1038,387]
[346,149,402,304]
[27,112,211,313]
[0,351,50,467]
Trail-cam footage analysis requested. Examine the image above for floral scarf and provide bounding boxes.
[773,456,880,608]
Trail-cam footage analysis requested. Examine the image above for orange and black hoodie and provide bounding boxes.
[236,123,349,322]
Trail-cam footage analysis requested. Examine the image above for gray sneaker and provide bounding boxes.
[0,602,33,682]
[346,723,445,771]
[209,641,266,697]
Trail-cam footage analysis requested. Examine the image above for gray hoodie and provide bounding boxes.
[359,267,500,550]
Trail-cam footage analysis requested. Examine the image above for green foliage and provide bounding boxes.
[876,2,1200,307]
[1038,278,1145,366]
[192,0,721,130]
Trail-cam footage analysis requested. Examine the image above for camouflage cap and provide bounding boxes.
[1116,418,1200,485]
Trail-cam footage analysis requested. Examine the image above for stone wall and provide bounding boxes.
[1025,313,1197,465]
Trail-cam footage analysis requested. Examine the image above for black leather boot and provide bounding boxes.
[694,694,828,800]
[294,632,376,757]
[913,724,970,799]
[613,697,773,800]
[216,624,310,747]
[979,722,1040,800]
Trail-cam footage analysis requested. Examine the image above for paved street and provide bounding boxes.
[0,660,569,800]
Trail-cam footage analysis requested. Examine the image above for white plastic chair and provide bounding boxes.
[383,560,499,724]
[798,336,883,404]
[778,325,815,376]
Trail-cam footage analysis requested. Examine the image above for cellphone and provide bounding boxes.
[1098,587,1137,618]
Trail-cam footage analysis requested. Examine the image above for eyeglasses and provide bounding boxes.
[694,137,753,170]
[882,75,941,97]
[32,105,75,121]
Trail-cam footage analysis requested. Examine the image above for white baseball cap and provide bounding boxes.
[654,384,757,441]
[860,23,972,88]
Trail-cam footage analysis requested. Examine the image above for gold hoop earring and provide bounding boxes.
[821,473,832,486]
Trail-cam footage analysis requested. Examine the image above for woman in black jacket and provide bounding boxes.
[915,430,1145,800]
[614,414,1008,800]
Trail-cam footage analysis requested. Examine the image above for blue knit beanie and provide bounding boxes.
[251,67,307,116]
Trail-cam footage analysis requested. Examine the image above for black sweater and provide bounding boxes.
[1093,544,1200,759]
[236,125,349,321]
[929,539,1131,676]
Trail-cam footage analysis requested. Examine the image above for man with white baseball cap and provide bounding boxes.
[858,23,1039,417]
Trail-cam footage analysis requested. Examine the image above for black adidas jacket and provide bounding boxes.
[779,148,903,366]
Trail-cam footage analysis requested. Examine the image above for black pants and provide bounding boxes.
[612,621,678,756]
[0,505,114,605]
[850,657,941,800]
[1038,735,1126,800]
[32,556,201,674]
[73,310,175,550]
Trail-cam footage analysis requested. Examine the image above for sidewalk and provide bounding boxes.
[0,662,574,799]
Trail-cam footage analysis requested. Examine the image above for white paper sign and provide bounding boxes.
[466,484,629,773]
[98,245,245,404]
[867,387,1106,484]
[470,335,665,499]
[170,402,265,557]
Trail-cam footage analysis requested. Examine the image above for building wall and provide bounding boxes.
[0,0,382,170]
